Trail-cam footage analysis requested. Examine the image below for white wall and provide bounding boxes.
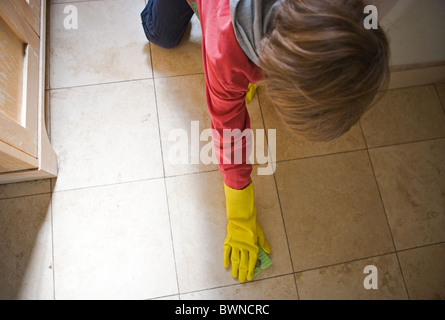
[369,0,445,66]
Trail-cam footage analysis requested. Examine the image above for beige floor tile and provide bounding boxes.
[275,150,394,272]
[50,80,163,192]
[51,179,177,299]
[398,243,445,300]
[296,254,408,300]
[258,86,366,162]
[181,274,298,300]
[50,0,151,88]
[369,139,445,250]
[156,74,267,177]
[155,74,215,177]
[360,85,445,147]
[151,15,203,78]
[0,195,53,299]
[166,170,292,293]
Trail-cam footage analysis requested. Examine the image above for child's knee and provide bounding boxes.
[140,0,192,49]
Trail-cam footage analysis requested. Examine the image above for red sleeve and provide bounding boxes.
[197,0,263,190]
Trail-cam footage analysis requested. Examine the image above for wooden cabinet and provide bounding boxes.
[0,0,57,184]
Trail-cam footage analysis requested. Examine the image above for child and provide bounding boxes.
[141,0,389,283]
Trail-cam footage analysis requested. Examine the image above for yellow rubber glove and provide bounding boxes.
[245,83,257,104]
[223,183,271,283]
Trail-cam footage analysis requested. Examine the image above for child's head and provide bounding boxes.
[259,0,390,141]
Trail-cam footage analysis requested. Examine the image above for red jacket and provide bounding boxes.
[196,0,264,190]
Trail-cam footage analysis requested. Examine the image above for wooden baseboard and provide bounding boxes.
[389,61,445,89]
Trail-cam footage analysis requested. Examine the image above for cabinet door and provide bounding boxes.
[0,0,41,173]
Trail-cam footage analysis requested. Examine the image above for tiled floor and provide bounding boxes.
[1,0,444,300]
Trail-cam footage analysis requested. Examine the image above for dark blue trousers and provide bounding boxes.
[141,0,194,49]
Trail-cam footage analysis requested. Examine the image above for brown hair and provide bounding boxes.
[259,0,390,141]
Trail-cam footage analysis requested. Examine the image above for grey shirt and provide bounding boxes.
[230,0,280,66]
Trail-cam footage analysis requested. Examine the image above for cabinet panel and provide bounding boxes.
[0,17,23,124]
[0,0,40,167]
[0,0,58,184]
[10,0,41,36]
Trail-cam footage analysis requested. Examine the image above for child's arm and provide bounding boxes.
[204,57,269,283]
[198,0,268,283]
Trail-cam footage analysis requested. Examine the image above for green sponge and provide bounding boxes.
[254,246,272,276]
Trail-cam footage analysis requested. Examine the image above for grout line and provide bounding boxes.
[49,77,156,91]
[177,273,297,298]
[49,189,56,300]
[270,173,300,299]
[149,293,180,300]
[256,89,300,299]
[363,139,411,299]
[48,173,56,300]
[293,251,398,275]
[271,147,368,166]
[356,120,406,299]
[366,136,445,151]
[163,168,219,181]
[47,174,55,300]
[149,42,181,297]
[152,72,205,80]
[47,164,273,195]
[433,83,445,115]
[386,82,438,93]
[267,134,445,169]
[162,163,274,182]
[48,73,206,92]
[359,120,370,149]
[50,175,165,194]
[396,241,445,254]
